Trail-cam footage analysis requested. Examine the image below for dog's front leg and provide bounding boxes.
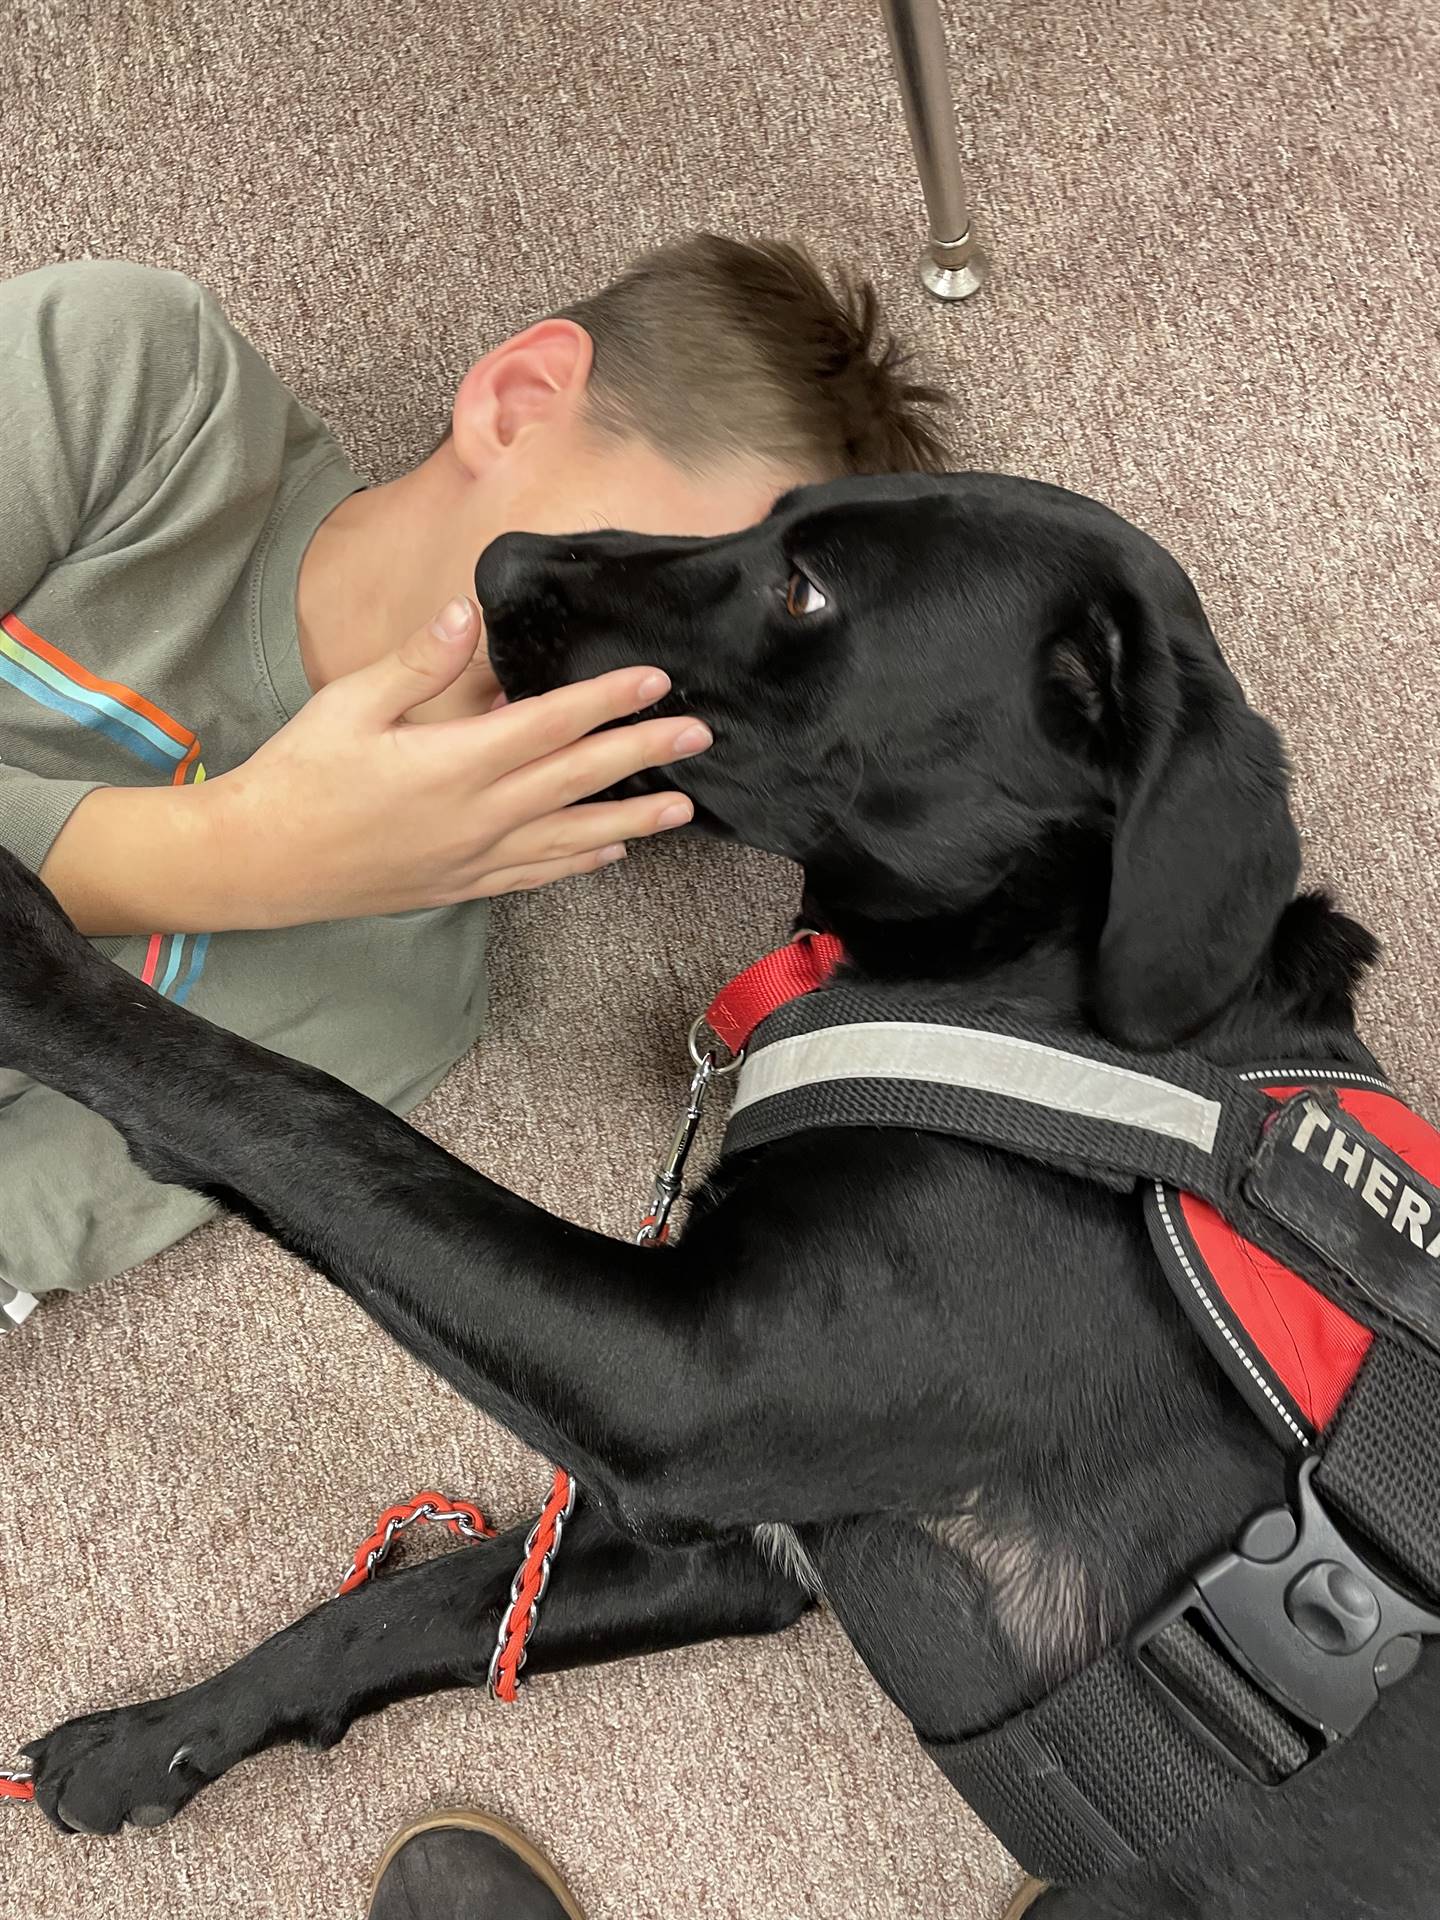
[0,852,724,1490]
[23,1509,808,1834]
[0,851,855,1530]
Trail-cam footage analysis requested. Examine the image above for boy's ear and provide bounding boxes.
[451,320,594,466]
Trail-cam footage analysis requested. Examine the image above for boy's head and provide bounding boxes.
[446,234,951,546]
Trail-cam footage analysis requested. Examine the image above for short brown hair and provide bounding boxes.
[556,233,950,479]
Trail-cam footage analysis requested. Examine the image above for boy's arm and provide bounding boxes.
[0,262,211,885]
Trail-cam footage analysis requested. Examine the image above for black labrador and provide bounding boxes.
[2,473,1428,1918]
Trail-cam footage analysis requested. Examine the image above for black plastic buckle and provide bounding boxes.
[1134,1458,1440,1780]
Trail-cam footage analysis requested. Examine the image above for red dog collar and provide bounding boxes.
[703,930,846,1054]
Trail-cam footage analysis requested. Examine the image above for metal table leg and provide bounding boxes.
[879,0,988,300]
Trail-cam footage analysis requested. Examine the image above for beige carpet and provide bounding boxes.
[2,1,1437,1916]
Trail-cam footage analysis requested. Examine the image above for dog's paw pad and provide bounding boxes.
[130,1803,180,1828]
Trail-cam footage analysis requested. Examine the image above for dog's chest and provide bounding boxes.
[752,1522,823,1595]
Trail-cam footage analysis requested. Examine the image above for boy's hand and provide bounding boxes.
[220,595,707,924]
[40,598,709,935]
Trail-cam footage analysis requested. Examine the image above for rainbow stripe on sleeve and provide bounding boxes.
[0,612,211,1002]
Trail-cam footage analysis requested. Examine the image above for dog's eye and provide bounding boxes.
[784,568,829,618]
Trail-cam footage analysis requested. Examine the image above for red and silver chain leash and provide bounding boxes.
[3,1016,742,1798]
[336,1491,495,1596]
[487,1466,577,1701]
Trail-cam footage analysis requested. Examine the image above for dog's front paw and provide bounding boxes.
[23,1696,235,1835]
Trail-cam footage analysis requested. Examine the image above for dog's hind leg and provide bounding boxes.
[21,1506,810,1836]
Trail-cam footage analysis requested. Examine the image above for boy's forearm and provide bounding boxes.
[39,783,280,936]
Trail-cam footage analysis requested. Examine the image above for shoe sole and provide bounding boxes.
[1001,1877,1050,1920]
[367,1807,586,1920]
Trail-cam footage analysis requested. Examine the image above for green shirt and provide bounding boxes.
[0,261,489,1318]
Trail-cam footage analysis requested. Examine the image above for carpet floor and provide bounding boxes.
[1,0,1435,1915]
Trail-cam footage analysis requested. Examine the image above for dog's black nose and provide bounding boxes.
[474,531,552,613]
[476,529,533,610]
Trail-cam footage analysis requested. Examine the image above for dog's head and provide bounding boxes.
[476,472,1300,1047]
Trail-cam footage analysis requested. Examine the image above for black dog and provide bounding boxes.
[3,473,1431,1918]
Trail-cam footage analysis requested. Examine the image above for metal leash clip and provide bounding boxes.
[635,1018,744,1246]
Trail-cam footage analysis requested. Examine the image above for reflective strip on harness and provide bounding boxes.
[729,1020,1224,1152]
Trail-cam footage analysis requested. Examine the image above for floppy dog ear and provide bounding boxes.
[1090,581,1301,1049]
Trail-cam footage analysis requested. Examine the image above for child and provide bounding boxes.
[0,234,947,1318]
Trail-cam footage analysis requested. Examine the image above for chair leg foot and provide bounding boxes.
[918,228,988,301]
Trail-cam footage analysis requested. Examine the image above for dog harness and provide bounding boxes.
[709,936,1440,1888]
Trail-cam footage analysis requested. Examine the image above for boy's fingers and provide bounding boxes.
[477,665,676,772]
[474,843,629,898]
[344,598,483,724]
[491,713,712,821]
[479,792,694,875]
[402,638,502,723]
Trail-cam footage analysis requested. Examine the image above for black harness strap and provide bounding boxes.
[719,987,1440,1887]
[1319,1339,1440,1601]
[922,1637,1238,1885]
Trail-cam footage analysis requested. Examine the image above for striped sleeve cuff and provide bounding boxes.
[0,771,103,873]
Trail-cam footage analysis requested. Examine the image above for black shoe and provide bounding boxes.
[368,1810,585,1920]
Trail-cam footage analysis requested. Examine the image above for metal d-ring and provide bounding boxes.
[687,1013,745,1076]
